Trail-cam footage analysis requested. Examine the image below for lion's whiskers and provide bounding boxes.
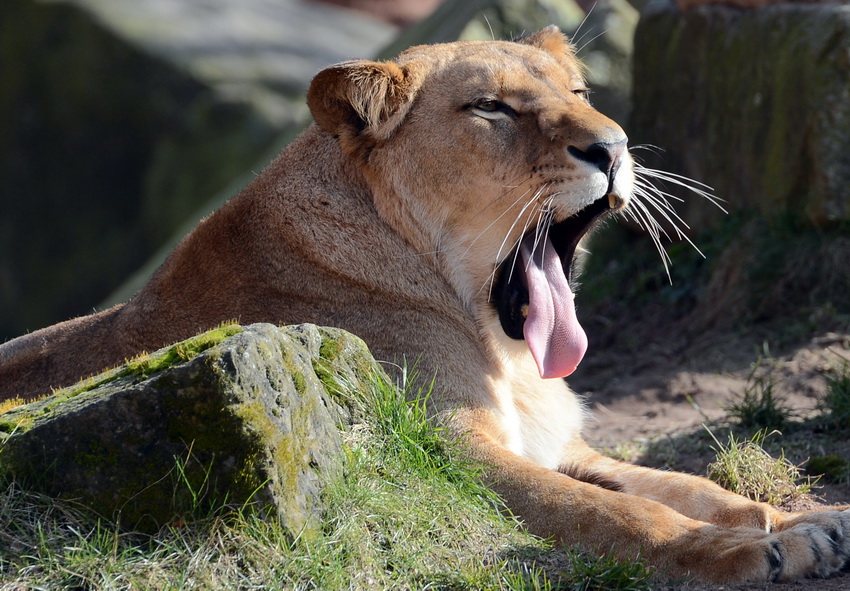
[526,198,555,274]
[494,193,538,270]
[624,188,674,272]
[468,183,535,252]
[408,173,535,262]
[482,186,550,301]
[460,171,540,255]
[570,2,598,55]
[627,158,724,280]
[497,189,547,286]
[434,151,721,298]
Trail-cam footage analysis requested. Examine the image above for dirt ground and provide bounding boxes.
[571,312,850,590]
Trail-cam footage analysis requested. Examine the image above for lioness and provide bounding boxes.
[1,27,848,583]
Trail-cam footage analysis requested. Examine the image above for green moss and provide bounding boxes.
[231,401,276,445]
[273,393,326,536]
[123,323,243,377]
[312,332,376,406]
[229,386,332,538]
[228,401,276,499]
[292,372,307,394]
[72,439,120,470]
[0,323,244,439]
[151,389,269,526]
[0,413,33,435]
[39,323,243,409]
[319,337,340,362]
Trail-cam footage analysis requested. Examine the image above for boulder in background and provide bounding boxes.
[631,1,850,228]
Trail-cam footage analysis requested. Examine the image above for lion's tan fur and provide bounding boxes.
[1,27,848,583]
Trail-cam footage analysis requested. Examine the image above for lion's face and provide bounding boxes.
[308,26,633,380]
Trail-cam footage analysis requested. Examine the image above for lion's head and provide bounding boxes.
[307,26,634,380]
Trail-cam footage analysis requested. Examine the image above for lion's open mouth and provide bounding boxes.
[493,194,615,379]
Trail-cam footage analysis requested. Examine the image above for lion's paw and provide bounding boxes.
[676,510,850,582]
[767,509,850,581]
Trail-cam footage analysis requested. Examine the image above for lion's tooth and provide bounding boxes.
[608,193,618,209]
[521,304,529,319]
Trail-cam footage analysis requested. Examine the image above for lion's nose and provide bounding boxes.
[567,139,628,177]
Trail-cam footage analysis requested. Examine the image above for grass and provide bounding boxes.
[0,366,656,590]
[562,548,654,591]
[820,362,850,432]
[0,397,25,415]
[725,355,792,433]
[705,428,817,507]
[604,350,850,509]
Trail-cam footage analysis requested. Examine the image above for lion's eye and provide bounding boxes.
[469,98,517,120]
[574,89,592,103]
[476,99,499,111]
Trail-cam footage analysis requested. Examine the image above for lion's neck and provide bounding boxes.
[291,127,485,320]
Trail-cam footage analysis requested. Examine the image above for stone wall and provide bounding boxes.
[631,0,850,229]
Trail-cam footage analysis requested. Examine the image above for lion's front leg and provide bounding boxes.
[456,412,850,583]
[558,438,781,530]
[555,437,850,580]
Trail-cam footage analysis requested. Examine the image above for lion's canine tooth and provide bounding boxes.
[608,193,619,209]
[520,304,529,319]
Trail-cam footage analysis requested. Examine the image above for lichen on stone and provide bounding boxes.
[0,323,377,538]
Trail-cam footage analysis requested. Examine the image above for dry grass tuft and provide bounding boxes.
[705,428,818,507]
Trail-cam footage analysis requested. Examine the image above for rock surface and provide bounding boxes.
[0,323,377,535]
[631,0,850,228]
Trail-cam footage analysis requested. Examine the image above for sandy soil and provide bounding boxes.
[571,315,850,590]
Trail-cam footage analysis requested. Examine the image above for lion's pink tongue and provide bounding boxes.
[519,235,588,379]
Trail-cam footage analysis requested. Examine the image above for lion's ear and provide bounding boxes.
[517,25,571,55]
[307,59,420,146]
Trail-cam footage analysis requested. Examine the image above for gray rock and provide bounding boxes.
[630,1,850,228]
[0,323,377,536]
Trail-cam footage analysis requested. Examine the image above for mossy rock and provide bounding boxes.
[0,323,378,535]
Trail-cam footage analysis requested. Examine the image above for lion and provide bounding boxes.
[1,26,848,583]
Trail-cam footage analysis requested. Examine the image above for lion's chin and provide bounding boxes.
[491,193,616,378]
